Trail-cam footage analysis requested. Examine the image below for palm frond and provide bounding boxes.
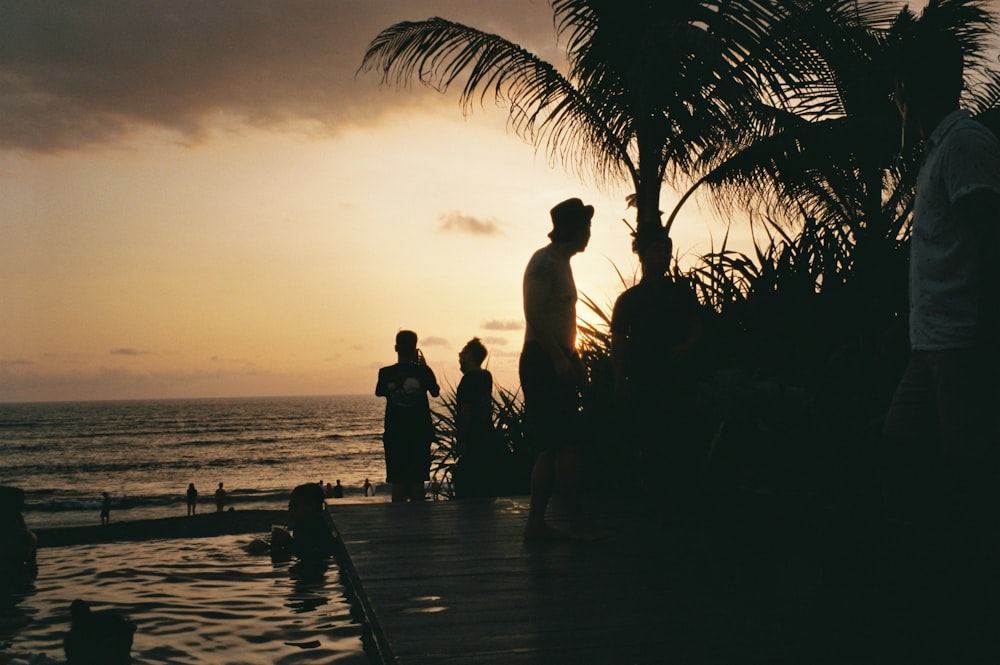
[361,17,636,189]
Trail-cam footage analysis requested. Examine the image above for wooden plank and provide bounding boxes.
[329,494,909,665]
[328,496,812,665]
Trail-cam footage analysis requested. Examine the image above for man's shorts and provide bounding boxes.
[518,341,581,452]
[883,348,1000,459]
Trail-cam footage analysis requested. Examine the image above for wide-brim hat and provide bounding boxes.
[549,197,594,241]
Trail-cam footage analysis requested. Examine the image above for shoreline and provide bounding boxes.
[33,509,288,548]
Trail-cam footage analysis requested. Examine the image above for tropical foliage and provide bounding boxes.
[377,1,1000,500]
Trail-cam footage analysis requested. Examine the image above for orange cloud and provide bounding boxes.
[482,320,523,331]
[438,211,503,236]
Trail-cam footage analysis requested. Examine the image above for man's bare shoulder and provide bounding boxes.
[524,245,564,280]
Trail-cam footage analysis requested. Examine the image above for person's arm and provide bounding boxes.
[484,371,494,404]
[955,190,1000,342]
[456,402,472,455]
[610,295,628,399]
[374,368,388,397]
[672,283,704,362]
[947,125,1000,341]
[426,367,440,399]
[673,315,704,360]
[457,402,473,425]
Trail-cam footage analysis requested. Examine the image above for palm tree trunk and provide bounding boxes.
[634,138,665,240]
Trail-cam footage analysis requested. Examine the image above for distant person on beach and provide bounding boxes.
[332,480,344,498]
[363,478,375,497]
[323,481,334,498]
[100,492,111,526]
[215,483,226,512]
[611,226,703,511]
[186,483,198,516]
[454,337,500,499]
[520,198,603,542]
[376,330,441,502]
[881,27,1000,658]
[0,486,37,589]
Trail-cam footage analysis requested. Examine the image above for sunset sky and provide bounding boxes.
[0,0,966,402]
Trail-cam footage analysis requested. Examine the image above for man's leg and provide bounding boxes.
[554,446,584,532]
[525,451,556,539]
[882,352,940,525]
[408,481,426,502]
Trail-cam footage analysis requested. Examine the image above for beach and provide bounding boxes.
[32,508,288,548]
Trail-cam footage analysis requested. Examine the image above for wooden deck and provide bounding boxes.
[327,494,896,665]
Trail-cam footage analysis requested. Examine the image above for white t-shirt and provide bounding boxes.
[910,109,1000,350]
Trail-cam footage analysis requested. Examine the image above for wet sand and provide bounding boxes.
[33,509,288,548]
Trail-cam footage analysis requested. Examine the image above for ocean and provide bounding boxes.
[0,395,392,529]
[1,396,393,662]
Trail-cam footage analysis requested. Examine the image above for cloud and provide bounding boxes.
[438,211,503,237]
[110,348,152,357]
[482,319,523,331]
[420,336,449,347]
[0,359,34,369]
[488,349,521,358]
[481,336,509,346]
[0,0,559,154]
[210,356,251,364]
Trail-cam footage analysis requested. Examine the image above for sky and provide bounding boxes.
[0,0,970,402]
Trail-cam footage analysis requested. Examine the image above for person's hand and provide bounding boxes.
[553,352,574,379]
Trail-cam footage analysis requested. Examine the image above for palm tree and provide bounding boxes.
[665,0,999,239]
[360,0,868,247]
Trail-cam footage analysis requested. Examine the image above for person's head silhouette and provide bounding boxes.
[63,599,136,665]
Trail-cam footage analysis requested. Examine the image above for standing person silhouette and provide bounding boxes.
[100,491,111,526]
[376,330,441,502]
[611,226,703,514]
[363,478,375,497]
[454,337,497,499]
[882,26,1000,660]
[215,482,226,512]
[186,483,198,516]
[520,198,603,542]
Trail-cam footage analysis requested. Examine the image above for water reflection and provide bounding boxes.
[2,537,368,664]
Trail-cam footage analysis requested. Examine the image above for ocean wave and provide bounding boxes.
[2,395,389,528]
[2,454,331,476]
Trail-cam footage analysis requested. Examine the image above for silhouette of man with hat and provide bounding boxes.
[519,197,604,541]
